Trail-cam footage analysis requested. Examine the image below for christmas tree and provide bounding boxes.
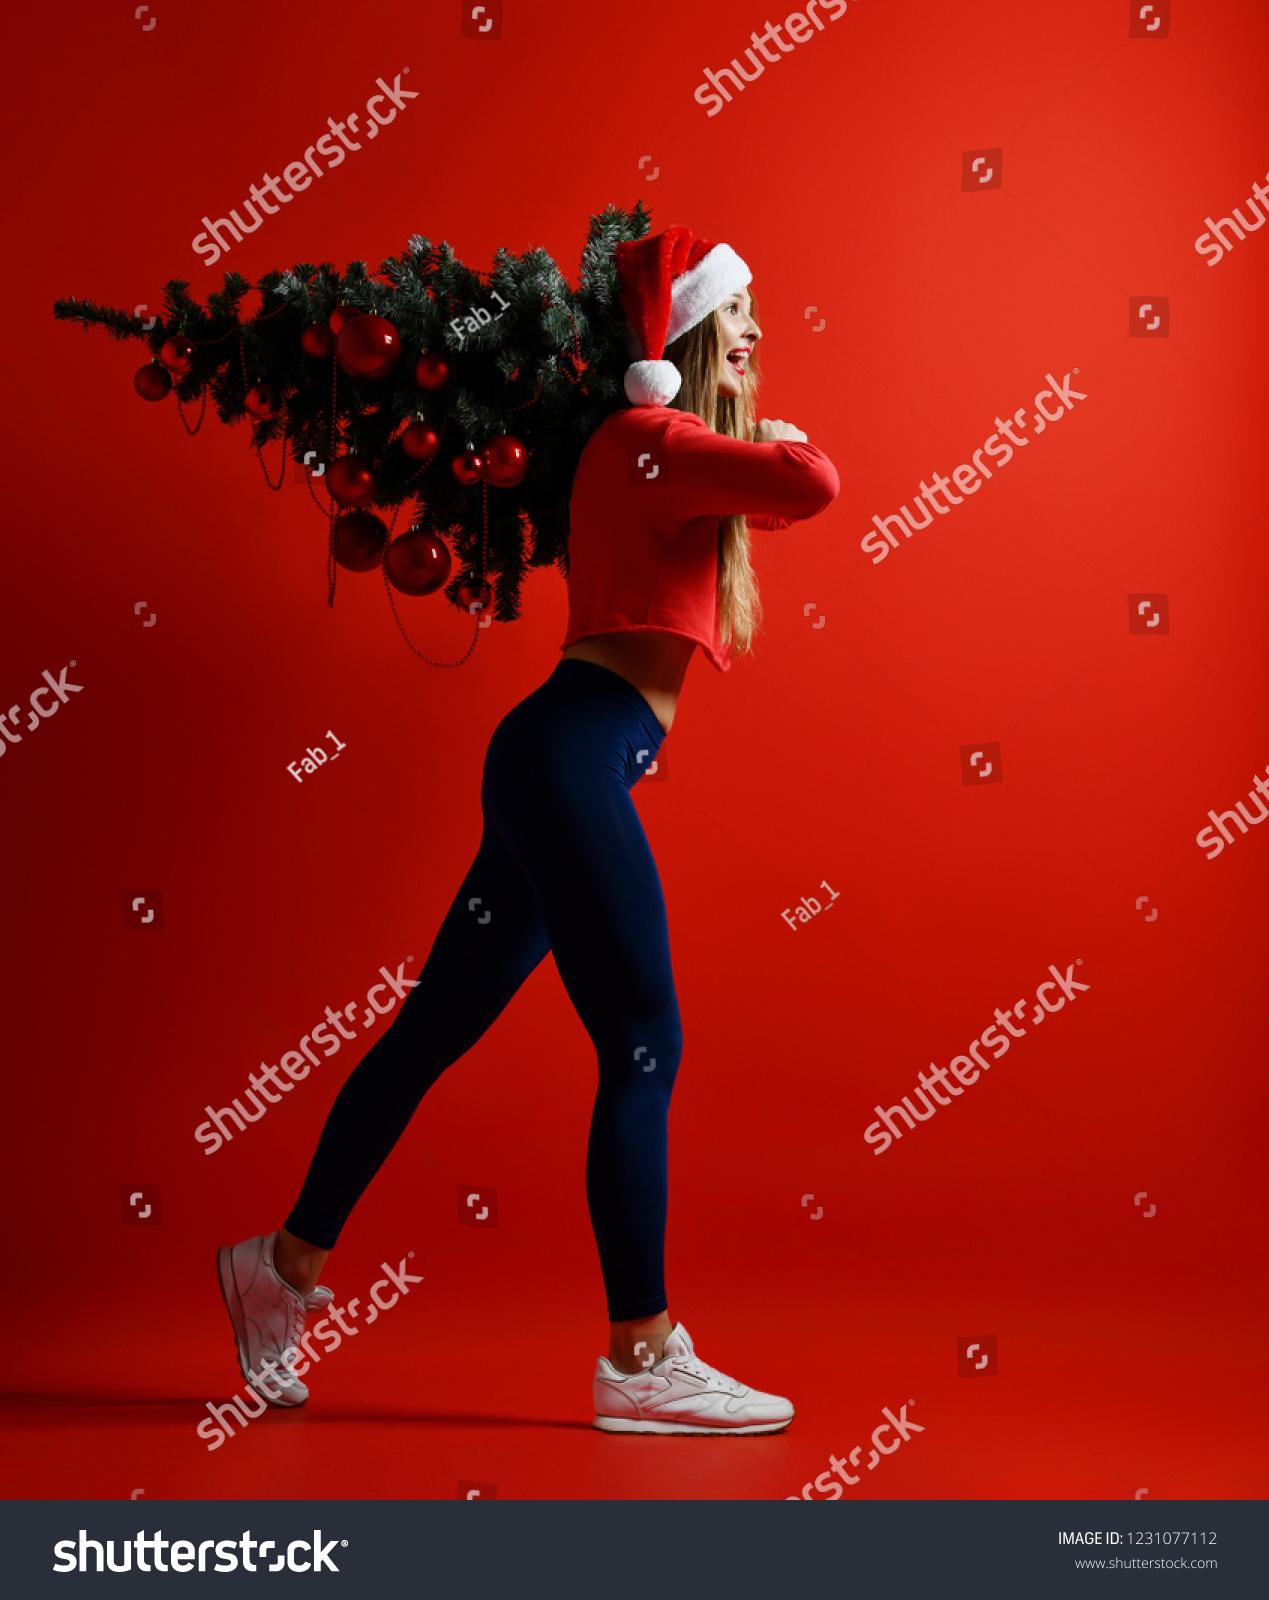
[53,201,652,655]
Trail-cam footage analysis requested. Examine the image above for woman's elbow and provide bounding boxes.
[798,462,840,519]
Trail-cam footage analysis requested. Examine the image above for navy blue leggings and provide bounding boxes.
[284,658,680,1321]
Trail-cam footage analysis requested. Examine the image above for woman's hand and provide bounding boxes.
[754,418,808,444]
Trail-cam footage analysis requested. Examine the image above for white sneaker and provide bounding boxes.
[593,1323,794,1435]
[216,1232,333,1409]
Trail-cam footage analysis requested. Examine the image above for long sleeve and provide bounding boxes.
[563,406,841,676]
[659,410,840,525]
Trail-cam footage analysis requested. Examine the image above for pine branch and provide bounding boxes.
[52,295,150,341]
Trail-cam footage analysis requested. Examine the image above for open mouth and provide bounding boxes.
[725,348,749,373]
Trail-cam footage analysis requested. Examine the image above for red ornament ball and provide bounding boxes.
[160,336,195,373]
[386,528,452,597]
[481,433,529,488]
[401,422,440,462]
[451,450,485,486]
[335,314,402,381]
[134,363,172,401]
[333,510,389,573]
[326,454,378,509]
[328,304,362,334]
[301,323,335,358]
[415,352,451,390]
[457,578,494,616]
[245,385,281,419]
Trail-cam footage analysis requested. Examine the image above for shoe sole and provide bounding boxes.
[593,1414,793,1436]
[215,1245,306,1410]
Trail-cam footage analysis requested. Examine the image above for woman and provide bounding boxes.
[218,224,840,1435]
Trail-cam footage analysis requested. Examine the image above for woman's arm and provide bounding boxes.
[660,410,839,524]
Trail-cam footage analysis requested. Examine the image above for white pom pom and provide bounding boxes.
[624,360,682,408]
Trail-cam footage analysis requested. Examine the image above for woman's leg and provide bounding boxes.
[481,661,681,1351]
[280,791,551,1257]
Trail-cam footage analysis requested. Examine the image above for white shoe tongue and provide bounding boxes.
[662,1323,694,1359]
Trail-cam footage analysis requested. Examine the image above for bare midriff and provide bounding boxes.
[559,630,698,736]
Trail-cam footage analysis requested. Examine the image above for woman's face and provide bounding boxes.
[715,286,761,399]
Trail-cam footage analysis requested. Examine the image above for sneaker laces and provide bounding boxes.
[280,1284,333,1361]
[669,1351,746,1395]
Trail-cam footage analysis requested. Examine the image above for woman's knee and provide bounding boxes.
[600,1014,683,1089]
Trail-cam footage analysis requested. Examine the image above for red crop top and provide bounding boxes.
[561,405,840,673]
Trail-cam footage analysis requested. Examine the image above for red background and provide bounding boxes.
[2,0,1266,1501]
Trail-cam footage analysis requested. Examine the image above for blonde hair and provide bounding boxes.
[662,292,764,661]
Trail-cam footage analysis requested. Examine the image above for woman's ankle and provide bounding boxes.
[608,1310,673,1373]
[273,1227,329,1296]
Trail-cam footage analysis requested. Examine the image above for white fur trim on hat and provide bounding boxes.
[624,359,683,408]
[665,243,751,348]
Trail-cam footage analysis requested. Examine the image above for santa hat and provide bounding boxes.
[613,224,751,407]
